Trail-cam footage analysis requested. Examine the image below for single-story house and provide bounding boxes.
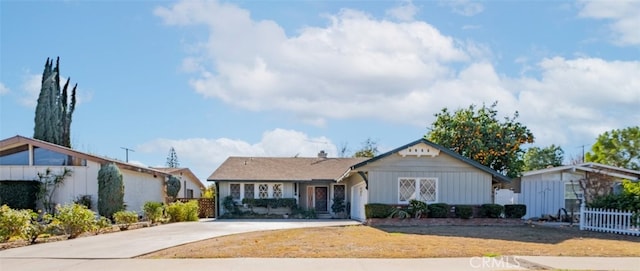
[0,135,204,214]
[209,138,511,221]
[520,162,640,219]
[152,167,205,199]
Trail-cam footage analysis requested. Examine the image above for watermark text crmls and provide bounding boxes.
[469,256,521,269]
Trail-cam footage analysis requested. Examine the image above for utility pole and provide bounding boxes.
[121,147,135,162]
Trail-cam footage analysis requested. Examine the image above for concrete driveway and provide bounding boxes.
[0,219,361,259]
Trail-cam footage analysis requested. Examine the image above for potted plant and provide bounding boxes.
[331,197,347,219]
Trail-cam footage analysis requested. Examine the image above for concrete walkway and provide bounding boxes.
[0,219,638,271]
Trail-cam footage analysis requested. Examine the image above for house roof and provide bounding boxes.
[522,162,640,181]
[207,156,368,182]
[1,135,169,178]
[152,167,205,189]
[351,138,512,183]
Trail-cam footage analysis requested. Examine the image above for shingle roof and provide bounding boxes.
[207,157,368,182]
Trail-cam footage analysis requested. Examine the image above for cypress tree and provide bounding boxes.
[97,163,125,218]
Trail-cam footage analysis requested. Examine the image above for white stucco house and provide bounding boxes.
[0,135,204,214]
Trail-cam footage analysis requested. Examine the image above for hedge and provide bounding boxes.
[0,181,40,210]
[504,204,526,219]
[454,205,473,219]
[241,198,297,209]
[365,203,393,218]
[480,204,504,218]
[428,203,449,218]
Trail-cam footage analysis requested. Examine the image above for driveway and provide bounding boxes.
[0,219,361,259]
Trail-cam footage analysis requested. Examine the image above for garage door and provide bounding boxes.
[350,182,368,221]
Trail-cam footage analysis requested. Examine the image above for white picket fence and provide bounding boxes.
[580,206,640,236]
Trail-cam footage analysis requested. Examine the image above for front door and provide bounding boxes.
[314,187,328,212]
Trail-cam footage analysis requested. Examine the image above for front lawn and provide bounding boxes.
[140,225,640,258]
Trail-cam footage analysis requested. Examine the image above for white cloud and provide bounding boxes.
[577,0,640,46]
[155,0,639,158]
[0,82,9,95]
[137,128,338,181]
[441,0,484,16]
[386,0,419,22]
[19,73,92,108]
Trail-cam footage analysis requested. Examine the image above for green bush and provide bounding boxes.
[504,204,527,219]
[25,211,55,244]
[242,198,297,209]
[0,205,32,242]
[54,203,96,239]
[98,163,125,219]
[92,216,112,235]
[0,181,40,210]
[454,205,473,219]
[365,203,393,218]
[480,204,504,218]
[166,200,199,222]
[74,195,92,210]
[143,201,165,224]
[428,203,449,218]
[113,211,139,230]
[166,176,181,200]
[408,200,428,218]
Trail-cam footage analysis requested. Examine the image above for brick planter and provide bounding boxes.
[365,218,524,227]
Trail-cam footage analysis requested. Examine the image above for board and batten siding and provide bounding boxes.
[361,154,492,205]
[521,171,585,219]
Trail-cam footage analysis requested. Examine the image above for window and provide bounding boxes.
[0,145,29,165]
[565,183,583,212]
[333,185,345,200]
[258,184,269,199]
[186,189,194,199]
[272,184,283,198]
[33,147,86,166]
[398,178,437,203]
[244,184,254,199]
[230,184,241,201]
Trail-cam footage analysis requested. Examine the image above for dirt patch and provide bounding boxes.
[140,225,640,258]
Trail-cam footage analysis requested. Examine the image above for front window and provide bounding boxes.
[272,184,282,199]
[230,184,241,201]
[0,145,29,165]
[258,184,269,199]
[244,184,255,199]
[334,185,345,200]
[398,178,437,203]
[565,183,583,212]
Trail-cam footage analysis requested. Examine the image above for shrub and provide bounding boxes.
[480,204,504,218]
[408,200,429,218]
[428,203,449,218]
[166,176,181,200]
[113,211,139,230]
[365,203,393,218]
[222,196,239,215]
[388,207,411,219]
[454,205,473,219]
[0,205,32,242]
[25,211,55,244]
[143,201,165,224]
[331,197,346,213]
[54,203,96,239]
[242,198,297,209]
[166,200,199,222]
[98,163,125,219]
[504,204,527,219]
[0,181,40,210]
[74,195,92,210]
[93,216,112,235]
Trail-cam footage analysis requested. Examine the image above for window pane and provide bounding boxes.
[33,147,70,166]
[334,185,345,200]
[244,184,254,199]
[273,184,282,199]
[399,179,416,202]
[259,184,269,199]
[230,184,240,200]
[419,179,437,202]
[565,183,583,199]
[0,145,29,165]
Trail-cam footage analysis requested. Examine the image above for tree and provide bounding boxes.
[426,102,534,178]
[33,57,77,148]
[97,163,125,218]
[166,175,181,201]
[354,138,378,158]
[585,126,639,170]
[522,145,564,171]
[166,147,180,168]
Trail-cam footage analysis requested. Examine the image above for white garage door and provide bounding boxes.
[350,182,368,221]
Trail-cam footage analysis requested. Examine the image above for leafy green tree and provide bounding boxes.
[97,163,125,218]
[166,175,181,201]
[426,102,534,178]
[166,147,180,168]
[522,145,564,171]
[354,138,378,158]
[33,57,77,147]
[585,126,639,170]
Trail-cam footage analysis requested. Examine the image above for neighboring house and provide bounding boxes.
[520,162,640,219]
[152,167,205,199]
[209,138,511,221]
[208,152,366,218]
[0,135,203,214]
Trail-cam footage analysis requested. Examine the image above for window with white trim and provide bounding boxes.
[258,184,269,199]
[244,184,255,199]
[272,184,283,199]
[565,183,583,212]
[230,184,241,201]
[398,178,437,203]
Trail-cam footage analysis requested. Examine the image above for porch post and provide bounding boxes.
[579,200,586,230]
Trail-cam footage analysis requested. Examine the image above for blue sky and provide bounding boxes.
[1,0,639,183]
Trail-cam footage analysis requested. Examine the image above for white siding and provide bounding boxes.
[122,170,165,214]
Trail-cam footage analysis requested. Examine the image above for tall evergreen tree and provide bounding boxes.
[166,147,180,168]
[97,163,125,218]
[33,57,77,147]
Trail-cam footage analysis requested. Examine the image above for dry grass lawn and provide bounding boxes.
[141,225,640,258]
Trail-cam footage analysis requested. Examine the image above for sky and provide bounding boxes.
[1,0,639,184]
